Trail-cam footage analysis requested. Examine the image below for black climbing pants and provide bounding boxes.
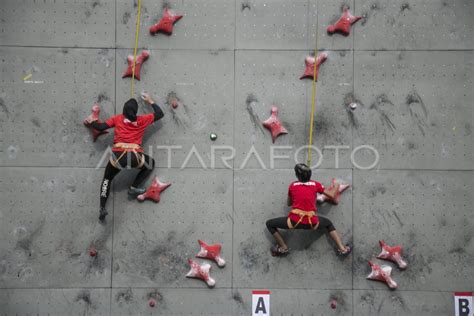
[100,151,155,208]
[266,216,336,235]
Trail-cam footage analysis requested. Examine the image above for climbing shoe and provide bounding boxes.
[337,244,352,257]
[271,245,289,257]
[99,207,108,222]
[128,186,146,196]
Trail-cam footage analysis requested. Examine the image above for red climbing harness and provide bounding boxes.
[110,143,145,169]
[287,209,320,230]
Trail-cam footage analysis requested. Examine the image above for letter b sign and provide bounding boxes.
[455,293,473,316]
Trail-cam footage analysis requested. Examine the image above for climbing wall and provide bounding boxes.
[0,0,472,315]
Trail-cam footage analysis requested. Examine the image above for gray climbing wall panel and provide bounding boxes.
[0,168,112,288]
[112,168,232,288]
[234,50,309,169]
[116,0,235,50]
[353,50,473,170]
[111,288,355,315]
[236,0,312,50]
[232,289,354,315]
[354,0,474,50]
[0,0,115,48]
[353,290,454,315]
[111,288,235,315]
[0,288,111,315]
[0,47,116,167]
[353,170,474,291]
[1,0,473,315]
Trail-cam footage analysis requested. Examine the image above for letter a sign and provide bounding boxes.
[252,290,270,315]
[455,292,473,316]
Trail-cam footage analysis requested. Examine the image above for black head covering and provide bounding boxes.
[294,163,312,182]
[123,98,138,122]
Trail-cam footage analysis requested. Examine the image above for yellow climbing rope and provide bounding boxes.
[307,30,319,166]
[130,0,142,97]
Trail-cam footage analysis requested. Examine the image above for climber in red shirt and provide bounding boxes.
[85,93,164,222]
[266,163,352,256]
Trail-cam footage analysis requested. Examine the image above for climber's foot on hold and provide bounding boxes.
[99,207,108,222]
[128,186,146,196]
[337,244,352,257]
[271,245,289,257]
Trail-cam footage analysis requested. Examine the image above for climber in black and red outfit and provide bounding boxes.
[266,163,352,256]
[85,93,164,222]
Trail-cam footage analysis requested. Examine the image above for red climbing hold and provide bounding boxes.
[330,299,337,309]
[137,177,171,203]
[170,99,179,109]
[89,247,97,257]
[149,8,183,35]
[299,52,327,81]
[327,7,362,36]
[186,259,215,287]
[262,106,288,143]
[148,299,156,307]
[83,104,108,142]
[367,261,398,289]
[167,92,180,109]
[196,240,226,267]
[317,178,350,205]
[122,50,150,81]
[377,240,408,269]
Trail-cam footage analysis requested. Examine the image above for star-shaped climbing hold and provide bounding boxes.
[196,240,226,267]
[317,178,350,205]
[137,177,171,203]
[262,106,288,143]
[185,259,216,287]
[149,8,183,35]
[299,52,328,81]
[377,240,408,269]
[122,50,150,81]
[367,261,398,289]
[83,104,108,142]
[327,7,362,36]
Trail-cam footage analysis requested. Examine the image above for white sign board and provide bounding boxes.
[252,290,270,316]
[455,292,473,316]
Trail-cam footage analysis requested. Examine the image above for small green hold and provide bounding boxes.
[210,133,218,141]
